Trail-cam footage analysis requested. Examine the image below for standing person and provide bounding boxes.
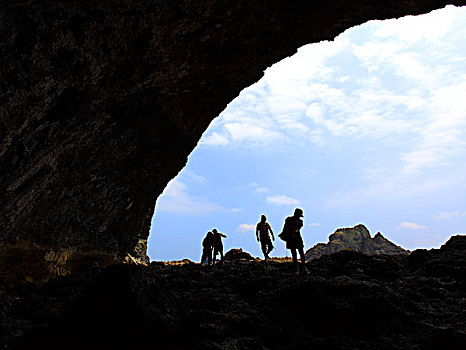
[281,208,309,275]
[212,228,227,265]
[256,214,275,260]
[201,231,214,265]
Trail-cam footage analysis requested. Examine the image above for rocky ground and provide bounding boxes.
[1,236,465,349]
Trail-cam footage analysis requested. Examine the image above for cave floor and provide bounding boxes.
[1,239,465,350]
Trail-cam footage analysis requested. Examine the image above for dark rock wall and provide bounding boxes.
[1,0,465,281]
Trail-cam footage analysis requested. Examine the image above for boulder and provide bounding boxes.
[225,248,254,261]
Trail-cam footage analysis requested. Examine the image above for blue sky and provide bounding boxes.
[148,6,466,262]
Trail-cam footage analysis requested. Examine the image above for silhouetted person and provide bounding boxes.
[256,214,275,260]
[282,208,309,275]
[201,231,214,265]
[212,228,227,265]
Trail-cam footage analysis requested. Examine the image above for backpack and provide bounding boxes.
[278,217,293,242]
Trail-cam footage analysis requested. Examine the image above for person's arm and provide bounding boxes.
[220,233,227,238]
[256,224,260,241]
[268,223,275,240]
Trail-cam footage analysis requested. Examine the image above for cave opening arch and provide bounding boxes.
[148,5,466,262]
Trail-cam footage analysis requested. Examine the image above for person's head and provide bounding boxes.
[261,214,266,222]
[207,231,213,237]
[294,208,304,218]
[212,228,217,234]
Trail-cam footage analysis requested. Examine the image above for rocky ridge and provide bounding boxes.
[305,224,409,261]
[1,235,465,349]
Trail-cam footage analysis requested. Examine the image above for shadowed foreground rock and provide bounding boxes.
[1,235,465,349]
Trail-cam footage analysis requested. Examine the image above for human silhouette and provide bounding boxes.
[256,214,275,260]
[281,208,309,275]
[201,231,214,265]
[212,228,227,265]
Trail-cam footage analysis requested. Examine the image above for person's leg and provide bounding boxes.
[291,248,298,273]
[261,241,268,259]
[264,240,272,260]
[297,246,309,274]
[213,247,218,264]
[207,248,212,265]
[201,249,206,264]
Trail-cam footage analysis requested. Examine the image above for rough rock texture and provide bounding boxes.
[225,248,255,261]
[305,224,408,261]
[1,235,465,349]
[1,0,466,282]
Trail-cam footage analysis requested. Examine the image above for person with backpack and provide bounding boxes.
[279,208,309,275]
[212,228,227,265]
[201,231,214,265]
[256,214,275,261]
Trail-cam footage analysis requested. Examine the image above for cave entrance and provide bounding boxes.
[148,6,466,262]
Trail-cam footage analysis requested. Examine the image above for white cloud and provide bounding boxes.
[234,182,269,194]
[231,208,244,213]
[252,186,269,194]
[339,75,350,83]
[201,6,466,211]
[400,149,444,174]
[309,222,321,227]
[266,195,301,205]
[202,131,230,146]
[237,224,256,232]
[156,179,223,215]
[326,175,457,208]
[225,123,282,143]
[202,121,284,147]
[371,5,461,45]
[200,6,466,155]
[182,169,207,183]
[399,222,426,230]
[433,211,466,221]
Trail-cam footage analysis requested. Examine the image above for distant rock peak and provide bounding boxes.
[306,224,408,261]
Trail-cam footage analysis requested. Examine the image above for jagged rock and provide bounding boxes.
[440,234,466,251]
[305,224,408,261]
[409,234,466,278]
[166,258,195,266]
[372,231,409,255]
[224,248,254,261]
[1,0,463,282]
